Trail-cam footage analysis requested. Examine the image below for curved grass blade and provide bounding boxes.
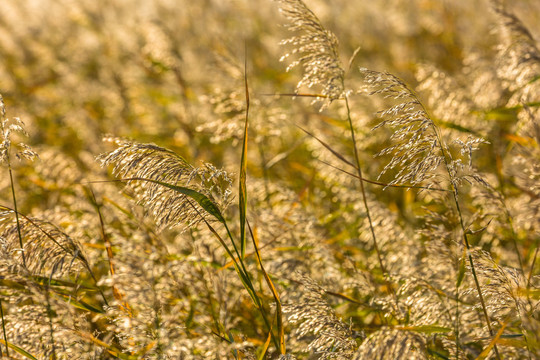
[475,322,507,360]
[396,325,452,334]
[294,123,355,168]
[86,188,132,316]
[227,331,239,360]
[52,292,104,314]
[30,276,96,290]
[116,177,225,223]
[258,326,273,360]
[0,340,37,360]
[73,330,138,360]
[239,50,250,258]
[247,220,285,354]
[184,200,259,306]
[0,298,8,357]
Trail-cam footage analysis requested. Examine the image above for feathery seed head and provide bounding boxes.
[99,138,233,230]
[491,1,540,89]
[284,274,357,358]
[0,94,39,164]
[360,69,445,187]
[354,329,427,360]
[0,212,86,276]
[277,0,345,108]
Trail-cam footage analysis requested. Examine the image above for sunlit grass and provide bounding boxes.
[0,0,539,359]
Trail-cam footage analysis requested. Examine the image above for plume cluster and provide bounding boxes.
[277,0,345,107]
[0,0,539,359]
[98,137,233,230]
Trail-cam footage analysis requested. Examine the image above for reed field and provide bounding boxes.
[1,0,539,358]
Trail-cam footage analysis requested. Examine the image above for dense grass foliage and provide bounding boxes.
[0,0,539,358]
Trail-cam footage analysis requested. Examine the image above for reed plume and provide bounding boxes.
[98,137,233,231]
[0,211,86,276]
[277,0,345,108]
[284,274,357,359]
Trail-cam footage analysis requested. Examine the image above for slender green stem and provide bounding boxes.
[399,80,502,358]
[239,48,249,259]
[222,222,254,288]
[7,161,26,268]
[317,158,451,192]
[187,200,279,350]
[0,298,9,357]
[257,141,272,209]
[431,123,501,360]
[343,93,401,325]
[455,260,460,360]
[528,243,539,290]
[45,282,57,360]
[343,94,388,283]
[247,219,285,354]
[221,221,278,349]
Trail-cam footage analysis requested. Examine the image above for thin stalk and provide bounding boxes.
[223,221,278,350]
[0,298,8,357]
[7,160,26,268]
[86,188,128,312]
[343,93,401,324]
[222,222,254,288]
[492,134,525,280]
[343,94,389,284]
[187,201,279,351]
[504,207,525,282]
[151,279,163,360]
[430,122,501,360]
[45,281,57,360]
[455,257,461,360]
[396,79,502,358]
[293,121,451,194]
[317,158,451,192]
[259,92,333,98]
[498,195,535,360]
[257,141,272,209]
[247,220,285,354]
[492,186,526,287]
[239,47,249,259]
[528,243,539,290]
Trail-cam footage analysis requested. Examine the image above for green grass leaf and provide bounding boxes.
[239,56,250,258]
[52,292,104,314]
[396,325,452,334]
[121,177,225,223]
[0,339,38,360]
[475,322,507,360]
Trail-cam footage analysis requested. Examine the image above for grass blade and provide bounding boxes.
[475,322,507,360]
[73,330,138,360]
[114,177,225,223]
[294,123,356,168]
[396,325,452,334]
[51,292,104,314]
[247,220,285,355]
[0,340,37,360]
[239,50,250,258]
[258,327,273,360]
[0,298,8,358]
[86,188,132,316]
